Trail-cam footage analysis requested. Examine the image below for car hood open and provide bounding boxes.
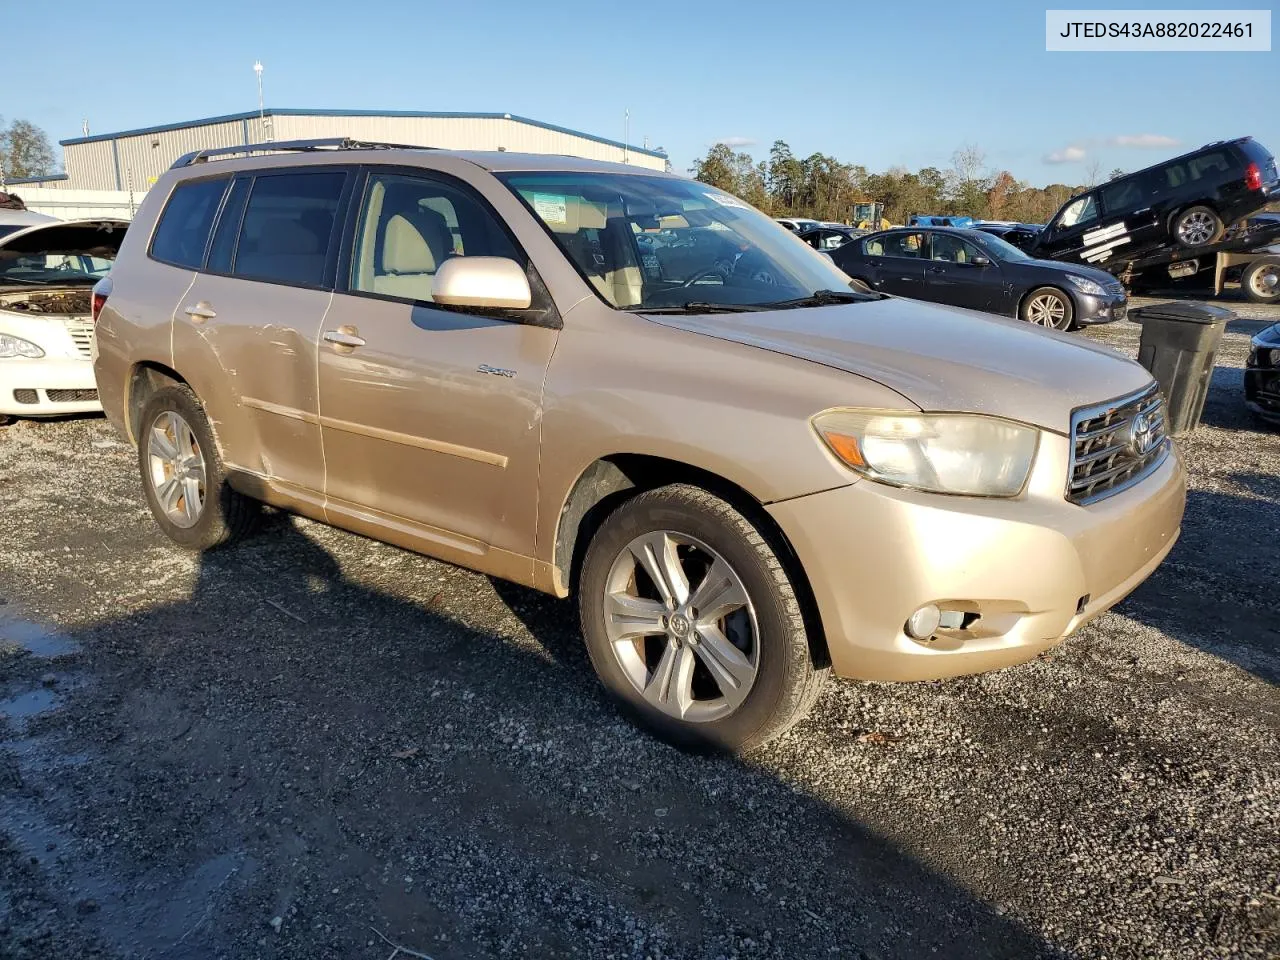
[643,297,1152,434]
[0,218,129,260]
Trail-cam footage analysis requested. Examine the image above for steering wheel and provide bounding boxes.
[682,265,730,288]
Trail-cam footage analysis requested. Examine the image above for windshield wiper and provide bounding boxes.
[641,301,773,314]
[760,289,877,309]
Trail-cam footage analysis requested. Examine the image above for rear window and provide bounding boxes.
[150,178,228,269]
[231,172,346,288]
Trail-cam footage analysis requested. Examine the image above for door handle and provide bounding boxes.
[323,327,366,349]
[183,302,216,322]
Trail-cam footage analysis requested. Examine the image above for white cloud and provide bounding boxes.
[1107,134,1180,149]
[1045,145,1088,164]
[716,136,757,148]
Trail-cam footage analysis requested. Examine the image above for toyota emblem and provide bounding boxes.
[1127,412,1155,456]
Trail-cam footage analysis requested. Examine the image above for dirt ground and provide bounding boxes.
[1,292,1278,959]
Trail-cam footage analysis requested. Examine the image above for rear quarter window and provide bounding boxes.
[149,178,229,269]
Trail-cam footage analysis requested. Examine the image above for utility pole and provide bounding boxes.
[624,108,629,164]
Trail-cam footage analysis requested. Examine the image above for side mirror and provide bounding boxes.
[432,257,532,309]
[970,255,991,267]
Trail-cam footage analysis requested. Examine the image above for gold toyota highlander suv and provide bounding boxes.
[93,139,1185,750]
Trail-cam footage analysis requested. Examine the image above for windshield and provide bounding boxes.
[972,231,1032,261]
[498,173,856,310]
[0,252,113,286]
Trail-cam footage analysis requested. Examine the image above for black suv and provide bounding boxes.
[1030,138,1278,268]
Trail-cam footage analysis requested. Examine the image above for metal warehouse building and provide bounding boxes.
[57,109,668,191]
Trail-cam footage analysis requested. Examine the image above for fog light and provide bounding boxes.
[905,604,942,640]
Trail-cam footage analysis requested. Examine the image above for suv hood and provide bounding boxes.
[644,297,1151,434]
[0,218,128,259]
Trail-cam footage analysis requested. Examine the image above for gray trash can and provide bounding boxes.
[1130,302,1233,435]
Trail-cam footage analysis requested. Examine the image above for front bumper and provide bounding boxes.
[0,358,101,416]
[1074,291,1127,325]
[768,436,1185,682]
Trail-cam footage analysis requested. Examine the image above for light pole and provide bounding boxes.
[253,61,273,142]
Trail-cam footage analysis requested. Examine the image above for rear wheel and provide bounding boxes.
[578,484,827,752]
[1241,257,1280,304]
[1173,206,1224,247]
[1020,287,1074,330]
[137,385,259,550]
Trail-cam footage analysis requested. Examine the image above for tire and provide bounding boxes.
[1020,287,1074,331]
[1172,206,1224,247]
[137,385,259,550]
[578,483,828,753]
[1240,258,1280,304]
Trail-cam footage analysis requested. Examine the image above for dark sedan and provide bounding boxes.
[829,226,1127,330]
[1245,322,1280,425]
[974,221,1042,252]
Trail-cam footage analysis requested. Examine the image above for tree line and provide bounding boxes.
[690,140,1125,226]
[0,118,56,183]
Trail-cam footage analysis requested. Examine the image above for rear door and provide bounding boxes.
[864,231,928,297]
[172,167,351,498]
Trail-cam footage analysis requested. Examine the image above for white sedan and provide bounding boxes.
[0,218,128,424]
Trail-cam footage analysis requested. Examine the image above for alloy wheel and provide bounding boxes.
[603,530,759,723]
[146,411,207,528]
[1178,211,1216,246]
[1026,293,1067,328]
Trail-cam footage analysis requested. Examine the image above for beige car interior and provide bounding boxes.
[354,179,457,301]
[531,193,643,308]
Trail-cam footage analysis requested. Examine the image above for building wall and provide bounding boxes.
[61,112,667,190]
[0,187,139,220]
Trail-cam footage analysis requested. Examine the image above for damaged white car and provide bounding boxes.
[0,219,127,424]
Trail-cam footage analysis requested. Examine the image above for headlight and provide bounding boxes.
[0,333,45,359]
[813,410,1039,497]
[1064,274,1106,296]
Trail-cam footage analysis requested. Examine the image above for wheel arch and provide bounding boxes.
[125,360,190,445]
[552,453,831,669]
[1018,284,1076,322]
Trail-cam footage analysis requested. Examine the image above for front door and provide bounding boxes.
[1033,190,1102,264]
[317,169,559,559]
[921,233,997,310]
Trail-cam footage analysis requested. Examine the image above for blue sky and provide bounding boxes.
[10,0,1277,186]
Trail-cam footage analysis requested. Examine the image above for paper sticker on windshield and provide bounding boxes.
[532,193,568,225]
[704,191,749,209]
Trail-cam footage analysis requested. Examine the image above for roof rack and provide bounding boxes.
[170,137,435,170]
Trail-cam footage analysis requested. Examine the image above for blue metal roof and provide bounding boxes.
[60,108,667,159]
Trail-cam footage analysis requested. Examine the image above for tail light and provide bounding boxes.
[91,292,107,323]
[1246,162,1262,191]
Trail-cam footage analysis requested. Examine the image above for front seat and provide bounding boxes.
[372,189,456,301]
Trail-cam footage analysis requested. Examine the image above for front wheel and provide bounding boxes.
[1020,287,1074,330]
[578,484,828,752]
[1173,206,1224,247]
[137,385,259,550]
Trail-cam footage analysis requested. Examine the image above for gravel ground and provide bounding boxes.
[1,292,1277,960]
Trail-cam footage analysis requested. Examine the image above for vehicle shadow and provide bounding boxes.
[1194,364,1255,430]
[1,513,1067,960]
[1117,484,1280,684]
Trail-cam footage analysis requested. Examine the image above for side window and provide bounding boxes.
[149,178,228,269]
[930,235,982,263]
[351,173,520,303]
[863,237,884,256]
[1187,150,1230,181]
[206,177,252,274]
[1162,162,1188,189]
[882,232,927,258]
[231,171,346,288]
[1055,194,1098,230]
[1100,176,1147,215]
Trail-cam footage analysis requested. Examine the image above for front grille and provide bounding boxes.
[12,389,38,404]
[1068,383,1170,505]
[46,388,98,403]
[65,320,94,360]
